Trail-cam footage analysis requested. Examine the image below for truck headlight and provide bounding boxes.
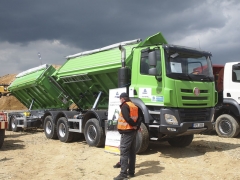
[164,114,178,125]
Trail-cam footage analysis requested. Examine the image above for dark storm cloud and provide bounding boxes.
[0,0,240,76]
[0,0,209,49]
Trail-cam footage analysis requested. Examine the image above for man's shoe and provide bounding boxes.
[127,171,135,177]
[113,162,121,168]
[113,174,128,180]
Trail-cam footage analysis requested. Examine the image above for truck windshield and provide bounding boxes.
[165,50,214,82]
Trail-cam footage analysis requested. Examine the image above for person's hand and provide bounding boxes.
[132,126,137,130]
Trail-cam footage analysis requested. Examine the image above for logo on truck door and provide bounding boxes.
[193,87,200,96]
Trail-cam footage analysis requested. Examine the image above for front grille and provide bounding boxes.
[183,103,207,106]
[179,108,210,122]
[182,96,207,100]
[181,89,208,93]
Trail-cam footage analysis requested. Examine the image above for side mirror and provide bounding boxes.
[148,51,157,66]
[149,68,157,76]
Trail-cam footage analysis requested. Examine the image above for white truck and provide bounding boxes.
[213,62,240,138]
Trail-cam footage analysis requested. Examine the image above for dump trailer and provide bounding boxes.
[0,112,8,148]
[7,64,72,132]
[212,62,240,138]
[9,32,215,153]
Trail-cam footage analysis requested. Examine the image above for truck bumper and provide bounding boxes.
[159,121,213,136]
[157,107,214,136]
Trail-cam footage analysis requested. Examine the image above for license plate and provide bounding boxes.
[193,123,204,128]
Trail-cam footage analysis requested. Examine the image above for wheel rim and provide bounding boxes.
[219,119,232,135]
[87,124,97,142]
[45,121,52,134]
[59,123,66,138]
[11,118,16,129]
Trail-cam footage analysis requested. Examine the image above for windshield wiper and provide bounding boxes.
[200,76,212,81]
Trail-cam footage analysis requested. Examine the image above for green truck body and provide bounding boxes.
[7,32,215,153]
[8,64,71,110]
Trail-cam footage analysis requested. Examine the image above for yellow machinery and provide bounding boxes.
[0,84,10,97]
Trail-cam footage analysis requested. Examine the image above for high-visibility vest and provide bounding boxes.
[117,102,138,130]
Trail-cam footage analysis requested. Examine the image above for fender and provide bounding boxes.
[43,110,61,123]
[222,98,240,116]
[83,110,108,127]
[130,97,152,124]
[44,110,79,125]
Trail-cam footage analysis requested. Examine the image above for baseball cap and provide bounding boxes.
[120,92,129,99]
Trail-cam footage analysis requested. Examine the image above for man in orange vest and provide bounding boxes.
[114,92,140,180]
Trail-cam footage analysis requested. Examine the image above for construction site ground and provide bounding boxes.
[0,74,240,180]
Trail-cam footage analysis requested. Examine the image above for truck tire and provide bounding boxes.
[44,115,58,139]
[84,118,105,147]
[57,117,74,143]
[0,129,5,148]
[136,123,149,154]
[215,114,240,138]
[168,134,194,147]
[11,116,21,132]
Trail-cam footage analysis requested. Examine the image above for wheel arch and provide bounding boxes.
[130,97,151,124]
[215,99,240,122]
[82,110,107,129]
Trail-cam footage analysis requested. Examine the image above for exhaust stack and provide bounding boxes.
[119,45,126,67]
[118,45,130,88]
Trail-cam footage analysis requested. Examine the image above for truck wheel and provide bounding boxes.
[168,134,194,147]
[136,123,149,154]
[0,129,5,148]
[84,118,105,147]
[44,115,58,139]
[215,114,240,138]
[11,116,21,132]
[57,117,74,143]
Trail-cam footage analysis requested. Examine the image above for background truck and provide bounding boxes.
[8,32,215,153]
[212,62,240,138]
[0,112,8,148]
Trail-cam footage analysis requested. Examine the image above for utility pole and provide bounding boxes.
[38,52,42,65]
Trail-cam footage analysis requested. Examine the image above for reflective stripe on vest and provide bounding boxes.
[117,101,138,130]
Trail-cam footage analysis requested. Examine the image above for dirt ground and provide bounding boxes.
[0,130,240,180]
[1,74,240,180]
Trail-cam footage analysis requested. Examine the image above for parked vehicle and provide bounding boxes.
[0,84,10,97]
[212,63,240,138]
[0,112,8,148]
[8,32,215,153]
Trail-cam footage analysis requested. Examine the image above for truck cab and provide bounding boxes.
[127,43,215,146]
[214,62,240,138]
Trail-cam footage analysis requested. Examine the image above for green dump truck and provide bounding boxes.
[8,32,215,153]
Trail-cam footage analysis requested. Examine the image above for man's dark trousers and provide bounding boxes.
[120,130,137,176]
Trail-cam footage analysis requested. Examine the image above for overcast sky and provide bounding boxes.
[0,0,239,77]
